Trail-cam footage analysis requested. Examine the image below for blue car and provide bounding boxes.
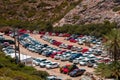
[69,53,82,62]
[45,51,53,57]
[69,69,86,77]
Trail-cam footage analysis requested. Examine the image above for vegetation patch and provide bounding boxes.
[113,6,120,12]
[0,52,49,80]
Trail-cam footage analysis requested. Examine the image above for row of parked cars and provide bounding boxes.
[40,32,71,37]
[65,34,102,45]
[39,32,102,45]
[33,58,59,69]
[41,35,84,52]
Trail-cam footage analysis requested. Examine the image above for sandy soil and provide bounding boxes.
[3,34,95,80]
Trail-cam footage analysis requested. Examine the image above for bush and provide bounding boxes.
[18,63,25,68]
[0,52,49,80]
[32,70,49,79]
[53,21,116,37]
[28,0,37,3]
[0,63,4,68]
[113,6,120,12]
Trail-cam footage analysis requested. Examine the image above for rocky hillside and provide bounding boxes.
[0,0,81,23]
[54,0,120,26]
[0,0,120,27]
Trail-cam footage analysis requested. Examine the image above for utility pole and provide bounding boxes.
[17,29,20,63]
[14,28,21,63]
[14,28,17,63]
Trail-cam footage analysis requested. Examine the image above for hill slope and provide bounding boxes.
[0,0,81,23]
[0,0,120,27]
[54,0,120,26]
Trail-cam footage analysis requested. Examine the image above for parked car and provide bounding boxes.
[60,64,78,74]
[78,40,83,45]
[39,60,51,68]
[33,58,47,66]
[79,60,87,66]
[46,75,62,80]
[73,57,85,64]
[69,53,82,62]
[69,69,86,77]
[46,62,59,69]
[54,54,62,60]
[87,59,96,67]
[60,54,71,61]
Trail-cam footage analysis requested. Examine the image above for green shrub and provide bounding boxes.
[25,10,36,18]
[113,6,120,12]
[23,5,29,11]
[53,21,116,37]
[18,63,25,68]
[0,52,48,80]
[37,2,51,8]
[28,0,37,3]
[32,70,49,79]
[0,63,4,68]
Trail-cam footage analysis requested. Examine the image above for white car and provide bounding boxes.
[79,58,90,66]
[79,60,87,66]
[46,62,59,69]
[39,60,51,68]
[73,57,85,64]
[33,58,46,66]
[82,53,89,57]
[76,47,82,52]
[93,64,98,68]
[27,45,35,52]
[54,54,62,60]
[88,54,95,58]
[46,75,62,80]
[78,40,83,45]
[60,54,70,61]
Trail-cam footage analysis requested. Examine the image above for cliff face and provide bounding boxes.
[54,0,120,26]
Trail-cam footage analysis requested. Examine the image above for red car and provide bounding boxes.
[82,48,88,53]
[69,39,77,43]
[98,58,111,63]
[50,50,65,58]
[60,64,78,74]
[67,45,73,49]
[63,33,71,37]
[50,52,57,58]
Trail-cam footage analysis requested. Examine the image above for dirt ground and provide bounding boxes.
[3,34,95,80]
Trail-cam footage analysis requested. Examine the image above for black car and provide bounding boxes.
[69,69,86,77]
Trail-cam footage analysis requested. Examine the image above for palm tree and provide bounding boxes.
[95,29,120,79]
[109,61,120,80]
[104,29,120,61]
[95,63,111,78]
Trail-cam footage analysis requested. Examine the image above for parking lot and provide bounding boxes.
[3,34,95,80]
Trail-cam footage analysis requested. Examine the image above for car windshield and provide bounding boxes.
[44,61,50,64]
[36,59,41,62]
